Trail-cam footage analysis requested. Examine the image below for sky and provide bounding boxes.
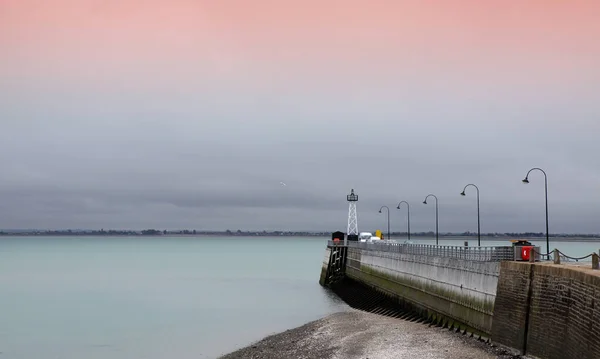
[1,0,599,233]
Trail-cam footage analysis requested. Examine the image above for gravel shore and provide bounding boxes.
[218,310,521,359]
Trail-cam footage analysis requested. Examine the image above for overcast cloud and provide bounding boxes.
[1,1,599,233]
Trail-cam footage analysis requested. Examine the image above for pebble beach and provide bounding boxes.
[218,310,522,359]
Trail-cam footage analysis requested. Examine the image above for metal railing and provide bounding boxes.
[328,240,514,262]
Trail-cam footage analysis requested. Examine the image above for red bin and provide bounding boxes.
[520,246,533,261]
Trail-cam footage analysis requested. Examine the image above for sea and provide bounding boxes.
[1,235,599,359]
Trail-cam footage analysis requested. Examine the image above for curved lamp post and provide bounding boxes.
[423,194,439,245]
[378,205,390,241]
[522,168,549,255]
[396,201,410,241]
[460,184,481,247]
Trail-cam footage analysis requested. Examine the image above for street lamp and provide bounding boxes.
[423,194,439,245]
[396,201,410,242]
[460,184,481,247]
[522,168,550,255]
[378,205,390,241]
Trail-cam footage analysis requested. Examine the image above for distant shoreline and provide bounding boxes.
[2,232,600,241]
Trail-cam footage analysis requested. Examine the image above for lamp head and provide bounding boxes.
[378,210,382,213]
[460,191,466,196]
[522,177,530,184]
[396,206,400,209]
[423,200,427,205]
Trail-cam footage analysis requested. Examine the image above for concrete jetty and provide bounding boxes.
[320,240,600,359]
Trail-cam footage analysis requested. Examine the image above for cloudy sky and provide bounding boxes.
[1,0,599,233]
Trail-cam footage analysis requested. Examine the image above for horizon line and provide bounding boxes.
[1,229,600,237]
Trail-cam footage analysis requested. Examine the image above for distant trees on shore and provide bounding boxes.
[0,229,599,238]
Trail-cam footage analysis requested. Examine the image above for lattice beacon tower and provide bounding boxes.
[346,189,359,245]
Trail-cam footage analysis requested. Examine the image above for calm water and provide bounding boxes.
[0,236,346,359]
[1,236,599,359]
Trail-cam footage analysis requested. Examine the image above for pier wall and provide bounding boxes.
[344,246,499,335]
[319,246,332,286]
[492,261,600,359]
[322,243,600,359]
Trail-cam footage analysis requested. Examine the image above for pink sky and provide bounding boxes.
[1,0,599,90]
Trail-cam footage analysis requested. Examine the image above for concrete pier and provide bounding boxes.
[345,245,500,335]
[320,240,600,359]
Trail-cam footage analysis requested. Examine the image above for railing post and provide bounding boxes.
[592,253,599,270]
[553,249,560,264]
[529,249,536,263]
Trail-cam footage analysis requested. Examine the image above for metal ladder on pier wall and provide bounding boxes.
[324,245,348,287]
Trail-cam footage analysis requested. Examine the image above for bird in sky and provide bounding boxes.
[280,182,287,186]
